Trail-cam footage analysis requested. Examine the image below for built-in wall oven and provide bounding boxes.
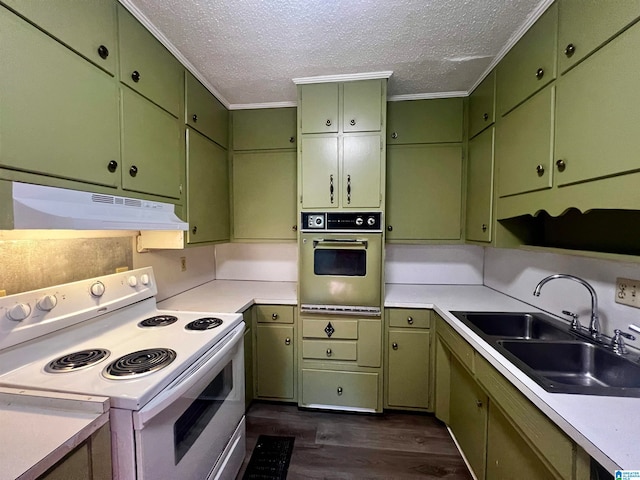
[299,212,383,315]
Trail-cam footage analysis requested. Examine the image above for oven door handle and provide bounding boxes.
[313,238,368,249]
[132,323,244,430]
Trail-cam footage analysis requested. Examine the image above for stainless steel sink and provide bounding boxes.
[453,312,575,341]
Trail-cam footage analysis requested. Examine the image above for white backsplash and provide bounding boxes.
[484,247,640,345]
[215,243,297,282]
[385,244,484,285]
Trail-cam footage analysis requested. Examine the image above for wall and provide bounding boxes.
[214,243,297,282]
[484,247,640,347]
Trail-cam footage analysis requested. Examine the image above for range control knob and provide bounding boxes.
[7,303,31,321]
[315,217,322,225]
[90,281,105,297]
[127,276,138,287]
[355,217,364,226]
[367,216,376,226]
[37,295,58,311]
[140,274,150,286]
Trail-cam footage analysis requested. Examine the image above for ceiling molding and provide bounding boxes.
[467,0,555,94]
[229,101,298,110]
[388,91,468,102]
[117,0,231,109]
[292,71,394,85]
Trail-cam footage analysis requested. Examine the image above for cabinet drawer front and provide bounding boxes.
[388,309,431,329]
[302,319,358,339]
[233,108,296,150]
[475,355,574,480]
[469,72,496,139]
[387,98,463,144]
[302,369,379,411]
[302,340,357,361]
[185,73,228,148]
[342,80,383,132]
[435,316,474,372]
[300,83,339,134]
[255,305,294,324]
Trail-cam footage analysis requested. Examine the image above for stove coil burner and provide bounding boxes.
[138,315,178,327]
[103,348,177,379]
[45,349,110,373]
[185,317,223,331]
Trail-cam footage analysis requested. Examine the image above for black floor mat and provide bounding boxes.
[242,435,295,480]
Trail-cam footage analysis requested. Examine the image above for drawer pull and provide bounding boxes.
[285,337,291,346]
[337,386,343,395]
[407,316,414,325]
[326,348,332,357]
[272,313,279,320]
[392,342,398,350]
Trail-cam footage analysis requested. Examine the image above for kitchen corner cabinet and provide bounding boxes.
[186,128,229,244]
[185,73,228,148]
[387,98,463,145]
[385,309,432,411]
[465,127,494,242]
[255,306,296,401]
[468,72,496,139]
[233,108,297,151]
[386,144,462,241]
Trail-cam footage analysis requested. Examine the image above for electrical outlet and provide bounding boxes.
[0,289,6,297]
[115,266,129,273]
[180,256,187,272]
[615,277,639,308]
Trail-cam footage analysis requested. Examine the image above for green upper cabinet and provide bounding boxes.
[555,20,640,187]
[386,144,462,240]
[121,87,182,200]
[342,134,383,208]
[2,0,117,75]
[468,72,496,139]
[496,86,555,198]
[387,98,463,145]
[558,0,640,73]
[497,3,558,115]
[299,83,339,134]
[118,5,182,117]
[0,7,120,187]
[233,108,297,151]
[186,128,229,244]
[342,80,383,132]
[233,151,297,240]
[300,136,339,208]
[466,127,494,242]
[185,73,228,148]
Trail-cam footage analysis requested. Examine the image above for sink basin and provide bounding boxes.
[499,340,640,395]
[453,312,575,341]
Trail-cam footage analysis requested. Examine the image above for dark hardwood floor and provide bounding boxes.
[237,402,472,479]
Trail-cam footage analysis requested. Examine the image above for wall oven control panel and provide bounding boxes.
[301,212,382,232]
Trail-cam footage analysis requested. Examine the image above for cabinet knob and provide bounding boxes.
[192,225,197,234]
[564,43,576,57]
[97,45,109,60]
[272,313,279,320]
[392,342,398,350]
[483,112,489,121]
[131,70,141,82]
[325,119,332,127]
[192,113,198,122]
[292,225,297,231]
[326,348,332,357]
[556,159,567,171]
[535,164,545,176]
[129,165,138,177]
[476,400,483,408]
[535,68,544,80]
[285,337,291,345]
[107,160,118,173]
[289,136,295,143]
[482,224,488,232]
[407,316,413,325]
[387,225,393,232]
[350,119,356,126]
[337,386,343,395]
[391,132,398,139]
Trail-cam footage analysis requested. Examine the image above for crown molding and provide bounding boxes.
[293,71,393,85]
[229,101,298,110]
[388,91,468,101]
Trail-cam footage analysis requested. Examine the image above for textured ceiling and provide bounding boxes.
[122,0,549,108]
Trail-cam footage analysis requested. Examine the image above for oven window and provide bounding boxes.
[174,362,233,464]
[314,249,366,276]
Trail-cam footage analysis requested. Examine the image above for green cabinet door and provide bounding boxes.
[233,151,297,240]
[387,98,463,145]
[496,86,555,198]
[300,136,339,208]
[232,108,296,150]
[387,330,430,409]
[185,73,228,148]
[121,87,182,200]
[343,80,383,132]
[2,0,118,75]
[243,309,254,409]
[300,83,339,134]
[0,8,120,187]
[386,144,462,240]
[558,0,640,73]
[118,5,182,116]
[342,134,382,208]
[256,324,295,399]
[449,358,488,480]
[555,21,640,186]
[497,3,558,115]
[466,128,494,242]
[186,128,229,244]
[468,72,496,139]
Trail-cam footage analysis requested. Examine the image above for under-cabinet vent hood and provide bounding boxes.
[9,182,188,231]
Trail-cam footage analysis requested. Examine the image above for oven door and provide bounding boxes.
[299,232,382,310]
[132,323,245,480]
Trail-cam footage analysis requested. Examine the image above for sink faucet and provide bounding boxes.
[533,274,601,341]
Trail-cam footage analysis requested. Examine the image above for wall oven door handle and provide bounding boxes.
[313,238,368,249]
[133,323,244,429]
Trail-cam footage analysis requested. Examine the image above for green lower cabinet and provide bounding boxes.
[386,329,430,409]
[255,324,295,400]
[465,127,494,242]
[301,369,379,411]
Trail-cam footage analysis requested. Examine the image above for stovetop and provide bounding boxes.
[0,268,243,410]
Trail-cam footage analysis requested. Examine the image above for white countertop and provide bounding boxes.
[0,388,109,480]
